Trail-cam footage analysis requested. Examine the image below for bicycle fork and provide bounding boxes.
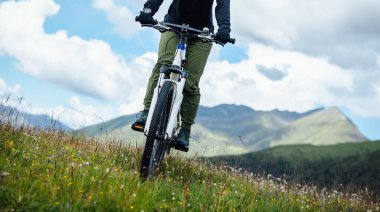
[144,71,187,139]
[144,36,188,140]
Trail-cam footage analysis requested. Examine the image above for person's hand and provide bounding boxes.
[215,31,231,44]
[135,11,156,25]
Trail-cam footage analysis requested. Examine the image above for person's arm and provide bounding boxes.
[215,0,231,34]
[143,0,165,16]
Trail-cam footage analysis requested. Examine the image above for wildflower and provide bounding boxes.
[1,171,9,177]
[120,185,124,189]
[106,168,110,173]
[133,193,136,197]
[7,140,14,148]
[130,205,134,209]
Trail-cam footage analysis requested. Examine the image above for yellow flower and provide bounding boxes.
[130,205,134,209]
[7,140,14,148]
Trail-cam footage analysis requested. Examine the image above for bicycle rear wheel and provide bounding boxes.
[140,81,174,179]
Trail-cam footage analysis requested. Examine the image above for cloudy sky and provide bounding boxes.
[0,0,379,139]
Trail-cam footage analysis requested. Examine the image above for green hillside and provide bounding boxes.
[1,124,379,210]
[209,142,380,195]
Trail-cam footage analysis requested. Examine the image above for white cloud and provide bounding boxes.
[201,43,354,112]
[92,0,140,38]
[0,78,21,97]
[346,81,380,117]
[13,96,118,129]
[232,0,380,69]
[0,0,144,101]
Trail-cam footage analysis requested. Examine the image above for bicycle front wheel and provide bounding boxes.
[140,81,174,179]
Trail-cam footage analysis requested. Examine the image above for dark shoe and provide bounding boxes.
[173,129,190,152]
[131,110,148,132]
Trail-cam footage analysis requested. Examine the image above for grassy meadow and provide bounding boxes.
[1,123,379,211]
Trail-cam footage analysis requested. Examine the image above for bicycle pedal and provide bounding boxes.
[131,124,145,132]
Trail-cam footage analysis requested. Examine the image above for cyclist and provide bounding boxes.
[133,0,232,152]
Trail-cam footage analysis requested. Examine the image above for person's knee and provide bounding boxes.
[183,84,200,96]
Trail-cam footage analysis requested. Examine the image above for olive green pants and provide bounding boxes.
[143,31,213,131]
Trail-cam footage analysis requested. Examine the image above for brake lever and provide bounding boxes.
[141,22,170,33]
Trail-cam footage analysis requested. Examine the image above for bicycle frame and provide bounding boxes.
[144,34,188,140]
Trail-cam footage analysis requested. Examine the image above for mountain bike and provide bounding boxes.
[134,20,235,179]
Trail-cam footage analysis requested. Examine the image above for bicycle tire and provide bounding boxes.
[140,81,174,179]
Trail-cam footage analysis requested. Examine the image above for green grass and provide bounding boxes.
[1,124,379,211]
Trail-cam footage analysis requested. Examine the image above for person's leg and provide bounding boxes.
[132,31,178,131]
[180,40,213,131]
[143,31,178,111]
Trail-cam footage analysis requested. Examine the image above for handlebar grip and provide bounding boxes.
[229,38,236,44]
[135,16,158,25]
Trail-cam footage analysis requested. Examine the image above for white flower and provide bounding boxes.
[1,171,9,176]
[106,168,110,173]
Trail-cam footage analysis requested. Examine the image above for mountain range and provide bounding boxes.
[75,104,368,156]
[0,105,71,131]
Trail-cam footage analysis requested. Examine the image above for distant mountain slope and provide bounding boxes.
[0,105,71,131]
[208,141,380,194]
[272,107,367,146]
[76,104,368,156]
[75,114,136,137]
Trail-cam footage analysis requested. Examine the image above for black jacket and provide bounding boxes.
[143,0,230,34]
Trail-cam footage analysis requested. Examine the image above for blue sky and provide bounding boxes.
[0,0,379,139]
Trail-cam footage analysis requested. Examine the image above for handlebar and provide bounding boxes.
[135,17,235,45]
